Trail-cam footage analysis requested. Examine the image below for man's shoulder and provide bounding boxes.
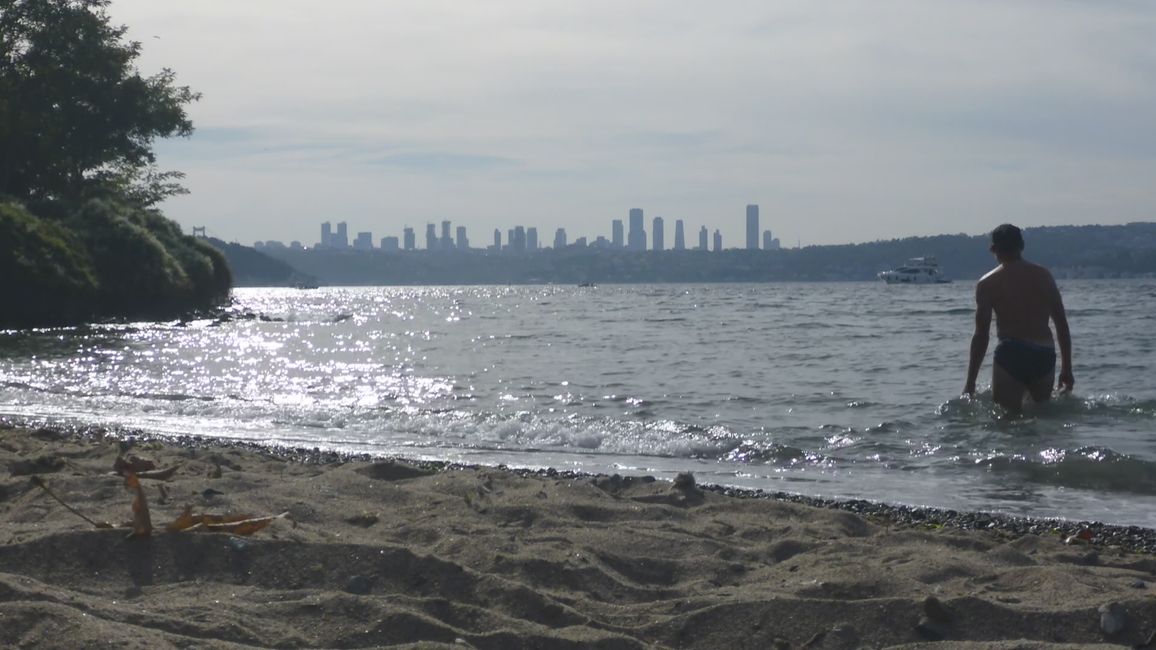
[977,265,1003,285]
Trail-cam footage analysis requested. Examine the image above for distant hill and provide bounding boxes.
[793,222,1156,281]
[205,238,317,288]
[261,222,1156,285]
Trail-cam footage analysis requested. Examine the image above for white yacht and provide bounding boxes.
[877,256,951,284]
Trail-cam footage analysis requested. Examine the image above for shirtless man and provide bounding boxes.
[964,224,1074,411]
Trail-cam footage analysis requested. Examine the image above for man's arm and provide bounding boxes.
[1049,276,1074,392]
[964,281,992,396]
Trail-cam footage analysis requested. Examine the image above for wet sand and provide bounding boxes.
[2,424,1154,649]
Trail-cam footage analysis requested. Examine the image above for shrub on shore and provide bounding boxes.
[0,198,231,328]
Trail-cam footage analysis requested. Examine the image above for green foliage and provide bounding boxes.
[0,198,232,327]
[0,201,99,325]
[71,199,191,305]
[0,2,233,327]
[0,0,198,203]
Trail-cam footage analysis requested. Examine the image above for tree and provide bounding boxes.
[0,0,198,204]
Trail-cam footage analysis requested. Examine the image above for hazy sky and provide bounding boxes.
[111,0,1156,248]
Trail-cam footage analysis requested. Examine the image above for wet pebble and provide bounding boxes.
[345,575,373,595]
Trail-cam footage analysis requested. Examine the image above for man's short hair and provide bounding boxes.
[990,224,1024,254]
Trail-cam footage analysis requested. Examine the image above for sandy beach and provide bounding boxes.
[2,424,1155,649]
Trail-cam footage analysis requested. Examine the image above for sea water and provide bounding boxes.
[2,281,1155,527]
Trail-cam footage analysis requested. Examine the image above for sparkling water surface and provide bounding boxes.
[3,281,1155,526]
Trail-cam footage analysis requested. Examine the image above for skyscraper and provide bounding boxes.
[513,226,526,252]
[527,227,538,251]
[425,223,437,250]
[698,226,708,251]
[335,221,349,248]
[674,220,685,250]
[627,208,646,251]
[320,221,332,248]
[456,226,469,250]
[353,231,373,250]
[554,228,567,249]
[440,220,454,250]
[403,227,415,251]
[652,216,664,252]
[713,229,722,252]
[746,204,759,250]
[612,220,624,248]
[493,228,501,250]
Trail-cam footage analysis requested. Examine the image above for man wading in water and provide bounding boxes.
[964,224,1074,411]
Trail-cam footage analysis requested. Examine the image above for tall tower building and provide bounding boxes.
[425,223,437,250]
[698,226,708,251]
[674,220,685,250]
[612,220,624,248]
[456,226,469,250]
[493,228,501,250]
[440,220,454,250]
[403,227,415,251]
[513,226,526,252]
[527,227,538,251]
[713,229,723,252]
[320,221,332,248]
[553,228,567,249]
[652,216,664,252]
[746,204,759,250]
[335,221,349,248]
[627,208,646,251]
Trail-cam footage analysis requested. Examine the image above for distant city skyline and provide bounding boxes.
[257,205,781,253]
[111,1,1156,248]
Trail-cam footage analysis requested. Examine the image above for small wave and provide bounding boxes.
[974,447,1156,496]
[722,441,830,467]
[1065,308,1113,316]
[877,308,972,316]
[936,392,1156,422]
[133,392,216,402]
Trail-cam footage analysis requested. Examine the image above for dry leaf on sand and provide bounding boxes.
[166,506,290,536]
[124,472,152,537]
[113,455,156,474]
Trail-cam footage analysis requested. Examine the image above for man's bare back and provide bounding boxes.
[964,225,1073,411]
[978,260,1059,346]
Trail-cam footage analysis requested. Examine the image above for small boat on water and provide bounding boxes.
[877,256,951,284]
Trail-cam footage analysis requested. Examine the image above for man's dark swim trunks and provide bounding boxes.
[994,338,1056,385]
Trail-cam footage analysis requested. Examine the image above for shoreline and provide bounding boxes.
[10,420,1156,553]
[4,423,1156,648]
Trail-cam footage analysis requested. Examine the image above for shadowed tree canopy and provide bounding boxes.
[0,0,198,205]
